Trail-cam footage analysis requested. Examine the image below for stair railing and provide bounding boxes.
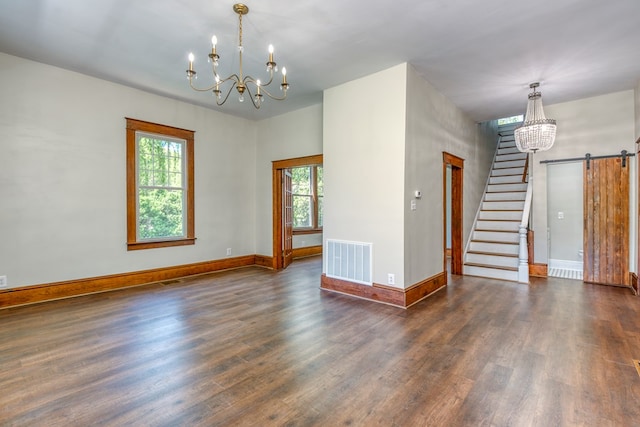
[518,153,533,283]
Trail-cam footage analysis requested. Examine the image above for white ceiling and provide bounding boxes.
[1,0,639,122]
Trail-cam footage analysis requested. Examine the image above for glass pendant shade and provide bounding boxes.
[514,83,556,153]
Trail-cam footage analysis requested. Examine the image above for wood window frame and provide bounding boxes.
[292,165,323,234]
[126,118,196,250]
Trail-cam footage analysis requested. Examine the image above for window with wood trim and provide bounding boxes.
[292,165,323,231]
[126,118,195,250]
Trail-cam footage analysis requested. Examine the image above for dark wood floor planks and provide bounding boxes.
[1,257,640,426]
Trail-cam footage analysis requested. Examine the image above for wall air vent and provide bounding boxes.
[325,239,372,285]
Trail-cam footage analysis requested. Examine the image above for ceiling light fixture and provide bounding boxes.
[185,3,289,109]
[514,82,556,153]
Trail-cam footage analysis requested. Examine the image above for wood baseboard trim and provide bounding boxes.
[529,263,548,277]
[630,272,638,295]
[255,255,274,269]
[292,245,322,259]
[0,255,257,309]
[320,272,447,309]
[405,272,447,307]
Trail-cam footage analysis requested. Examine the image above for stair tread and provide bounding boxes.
[467,250,518,257]
[486,190,526,193]
[464,262,518,272]
[483,201,526,204]
[471,239,518,243]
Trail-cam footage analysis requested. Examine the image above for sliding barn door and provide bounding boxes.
[583,157,629,286]
[283,169,294,269]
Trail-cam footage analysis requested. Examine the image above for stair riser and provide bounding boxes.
[469,241,519,254]
[478,210,522,221]
[476,220,520,232]
[485,192,526,201]
[496,153,527,162]
[492,167,525,176]
[487,183,527,192]
[482,201,525,211]
[473,230,520,243]
[463,265,519,282]
[497,147,521,155]
[489,175,522,184]
[494,159,526,169]
[466,253,519,268]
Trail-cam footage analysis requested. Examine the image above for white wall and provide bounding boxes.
[532,90,636,269]
[636,82,640,141]
[404,65,496,285]
[323,64,407,287]
[254,104,323,256]
[0,52,257,288]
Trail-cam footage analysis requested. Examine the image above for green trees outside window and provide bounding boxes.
[137,135,185,239]
[292,165,323,230]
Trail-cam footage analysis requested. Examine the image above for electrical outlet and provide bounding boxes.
[0,275,7,288]
[226,248,232,256]
[387,273,395,285]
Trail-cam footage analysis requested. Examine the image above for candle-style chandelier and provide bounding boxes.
[185,3,289,109]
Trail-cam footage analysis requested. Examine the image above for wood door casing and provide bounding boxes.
[443,152,464,275]
[583,157,629,286]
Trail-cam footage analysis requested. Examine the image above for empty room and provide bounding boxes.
[1,0,640,425]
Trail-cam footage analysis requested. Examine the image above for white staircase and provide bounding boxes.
[464,128,528,282]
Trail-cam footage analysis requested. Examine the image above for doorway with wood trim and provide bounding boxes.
[272,154,323,270]
[443,152,464,275]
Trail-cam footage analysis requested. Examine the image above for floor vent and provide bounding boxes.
[548,268,583,281]
[325,239,372,285]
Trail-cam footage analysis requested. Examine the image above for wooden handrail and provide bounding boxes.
[522,153,529,183]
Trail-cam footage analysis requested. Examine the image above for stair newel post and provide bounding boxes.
[518,156,533,284]
[518,224,529,283]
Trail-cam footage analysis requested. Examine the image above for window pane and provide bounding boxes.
[318,195,323,227]
[138,188,184,239]
[292,167,311,194]
[293,195,312,228]
[317,166,323,196]
[138,136,184,188]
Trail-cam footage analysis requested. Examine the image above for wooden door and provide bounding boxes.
[583,157,629,286]
[283,169,293,269]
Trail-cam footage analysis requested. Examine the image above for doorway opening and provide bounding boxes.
[272,154,323,270]
[443,152,464,275]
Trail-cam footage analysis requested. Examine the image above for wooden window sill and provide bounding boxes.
[127,238,196,251]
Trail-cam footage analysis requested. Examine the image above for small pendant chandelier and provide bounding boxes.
[514,82,556,153]
[185,3,289,109]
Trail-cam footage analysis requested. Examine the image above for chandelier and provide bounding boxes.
[185,3,289,109]
[514,82,556,153]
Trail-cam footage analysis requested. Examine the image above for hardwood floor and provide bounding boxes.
[1,257,640,426]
